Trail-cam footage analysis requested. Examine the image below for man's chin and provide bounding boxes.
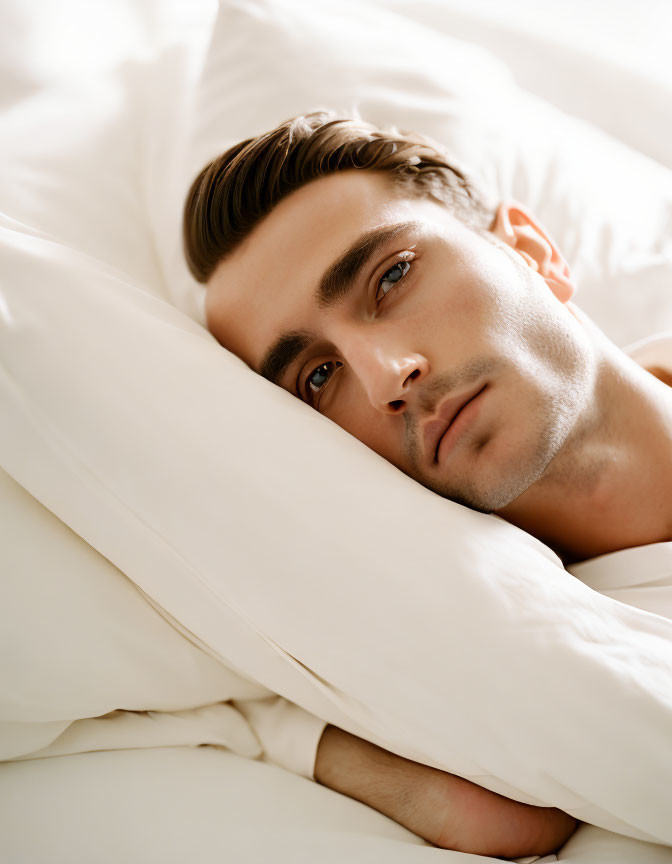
[421,476,487,511]
[449,494,494,515]
[406,446,549,513]
[430,461,549,514]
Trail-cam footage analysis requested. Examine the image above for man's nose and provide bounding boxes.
[336,328,429,414]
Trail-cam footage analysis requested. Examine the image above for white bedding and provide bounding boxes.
[3,536,671,864]
[2,1,672,862]
[2,747,672,864]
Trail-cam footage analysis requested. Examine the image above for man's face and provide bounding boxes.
[206,170,592,512]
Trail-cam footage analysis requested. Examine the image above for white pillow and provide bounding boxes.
[369,0,672,173]
[0,463,268,762]
[2,0,672,848]
[0,0,215,322]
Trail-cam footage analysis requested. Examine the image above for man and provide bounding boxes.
[183,112,672,857]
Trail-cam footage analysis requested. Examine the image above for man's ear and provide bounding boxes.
[491,200,576,303]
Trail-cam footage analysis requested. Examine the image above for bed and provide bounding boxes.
[2,1,672,862]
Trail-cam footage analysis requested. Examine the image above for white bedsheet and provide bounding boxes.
[570,544,672,620]
[2,745,672,864]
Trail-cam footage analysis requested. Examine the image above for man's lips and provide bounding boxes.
[423,383,487,465]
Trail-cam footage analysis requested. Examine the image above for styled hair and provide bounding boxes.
[183,111,496,283]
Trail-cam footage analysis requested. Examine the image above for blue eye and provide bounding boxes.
[305,360,343,403]
[376,259,411,302]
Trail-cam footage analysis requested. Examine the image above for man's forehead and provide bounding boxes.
[205,170,468,375]
[205,171,410,365]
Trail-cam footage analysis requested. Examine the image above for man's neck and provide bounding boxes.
[497,319,672,565]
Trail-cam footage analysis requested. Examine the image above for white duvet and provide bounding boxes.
[2,2,672,862]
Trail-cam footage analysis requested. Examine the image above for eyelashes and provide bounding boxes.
[375,259,411,303]
[303,254,415,407]
[305,360,343,401]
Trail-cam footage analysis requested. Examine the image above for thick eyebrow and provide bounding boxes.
[258,220,420,388]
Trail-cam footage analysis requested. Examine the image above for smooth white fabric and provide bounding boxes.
[2,0,672,855]
[368,0,672,173]
[0,455,326,779]
[570,543,672,622]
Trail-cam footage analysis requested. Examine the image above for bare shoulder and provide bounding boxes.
[626,332,672,388]
[646,365,672,388]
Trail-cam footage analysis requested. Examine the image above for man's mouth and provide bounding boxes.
[423,383,488,465]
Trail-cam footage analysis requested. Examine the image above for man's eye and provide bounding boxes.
[305,360,343,403]
[301,256,414,406]
[376,259,411,303]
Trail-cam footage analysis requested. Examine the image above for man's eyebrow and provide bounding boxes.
[316,219,420,311]
[259,329,314,389]
[259,220,420,387]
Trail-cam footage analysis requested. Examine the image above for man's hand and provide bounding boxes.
[314,724,578,858]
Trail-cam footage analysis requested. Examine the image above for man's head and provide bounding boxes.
[184,111,595,512]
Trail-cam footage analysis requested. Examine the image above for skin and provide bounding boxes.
[207,169,672,563]
[207,172,591,519]
[312,724,578,857]
[205,168,672,854]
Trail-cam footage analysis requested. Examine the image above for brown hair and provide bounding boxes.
[183,111,496,283]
